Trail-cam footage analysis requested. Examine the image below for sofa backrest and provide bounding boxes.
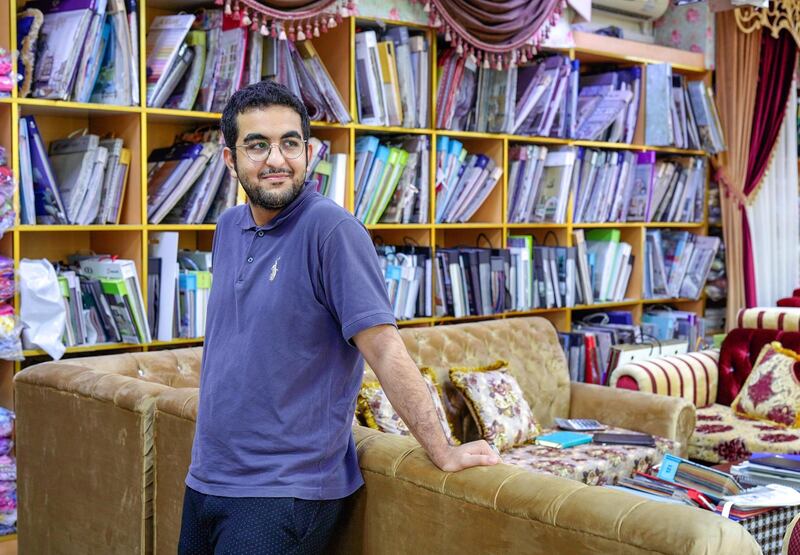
[387,317,571,434]
[736,307,800,331]
[58,347,204,388]
[718,328,800,405]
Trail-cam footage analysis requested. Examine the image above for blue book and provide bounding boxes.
[354,135,380,204]
[23,115,69,224]
[355,144,390,219]
[534,431,592,449]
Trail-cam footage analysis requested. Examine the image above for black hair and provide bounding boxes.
[220,80,311,147]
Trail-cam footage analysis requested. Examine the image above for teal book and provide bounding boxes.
[535,431,593,449]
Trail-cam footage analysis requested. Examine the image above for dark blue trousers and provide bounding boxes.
[178,486,349,554]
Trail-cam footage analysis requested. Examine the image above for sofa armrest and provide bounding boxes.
[15,361,171,413]
[569,382,695,456]
[330,427,758,555]
[609,349,720,407]
[155,387,199,420]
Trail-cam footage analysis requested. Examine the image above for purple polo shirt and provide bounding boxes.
[186,184,396,499]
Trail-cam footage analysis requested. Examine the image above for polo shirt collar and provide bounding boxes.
[236,182,314,231]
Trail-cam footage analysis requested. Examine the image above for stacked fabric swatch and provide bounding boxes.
[0,408,15,535]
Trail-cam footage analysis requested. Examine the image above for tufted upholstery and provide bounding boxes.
[718,329,800,405]
[17,317,701,555]
[153,392,756,555]
[14,348,203,555]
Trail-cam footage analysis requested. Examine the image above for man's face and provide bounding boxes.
[225,105,309,211]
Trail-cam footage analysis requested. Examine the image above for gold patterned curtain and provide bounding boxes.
[714,10,762,328]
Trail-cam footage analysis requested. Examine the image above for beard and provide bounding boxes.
[236,161,306,210]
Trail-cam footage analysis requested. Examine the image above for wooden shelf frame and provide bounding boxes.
[1,5,712,374]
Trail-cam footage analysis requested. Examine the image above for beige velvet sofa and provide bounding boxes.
[15,316,760,554]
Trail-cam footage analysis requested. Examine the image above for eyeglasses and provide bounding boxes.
[234,138,307,162]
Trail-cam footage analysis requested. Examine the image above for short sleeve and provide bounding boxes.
[319,218,396,342]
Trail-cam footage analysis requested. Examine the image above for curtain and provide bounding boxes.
[741,28,798,307]
[714,10,761,329]
[431,0,562,49]
[418,0,564,67]
[747,85,800,307]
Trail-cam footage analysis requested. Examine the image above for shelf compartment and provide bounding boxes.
[570,31,706,73]
[20,228,144,280]
[18,107,144,225]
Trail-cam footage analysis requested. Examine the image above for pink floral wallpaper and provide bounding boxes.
[654,4,715,69]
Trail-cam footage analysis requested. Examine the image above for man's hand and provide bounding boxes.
[431,440,501,472]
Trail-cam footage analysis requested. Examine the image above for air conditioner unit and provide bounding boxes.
[592,0,669,20]
[582,0,670,43]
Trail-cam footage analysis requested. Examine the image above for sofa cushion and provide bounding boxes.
[732,342,800,427]
[718,329,800,405]
[450,360,540,452]
[398,318,571,432]
[690,404,800,464]
[357,369,458,445]
[501,427,677,486]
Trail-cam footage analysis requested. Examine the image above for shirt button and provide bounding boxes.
[257,231,264,237]
[247,257,254,263]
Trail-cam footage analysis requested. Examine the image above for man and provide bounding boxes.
[179,80,499,554]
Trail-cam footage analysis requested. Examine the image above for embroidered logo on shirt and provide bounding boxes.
[269,257,281,281]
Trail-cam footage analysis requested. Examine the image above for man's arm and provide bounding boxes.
[353,324,500,472]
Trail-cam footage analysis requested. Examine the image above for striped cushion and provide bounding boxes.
[609,350,720,408]
[737,308,800,332]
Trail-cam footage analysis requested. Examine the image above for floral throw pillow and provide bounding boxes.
[357,368,459,445]
[733,342,800,428]
[449,360,540,452]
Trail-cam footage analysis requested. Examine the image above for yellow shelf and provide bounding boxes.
[354,123,432,135]
[310,120,350,130]
[573,300,640,310]
[145,107,220,122]
[22,342,142,357]
[644,222,705,228]
[149,338,204,347]
[17,224,144,232]
[397,317,436,326]
[16,97,141,115]
[573,222,641,229]
[436,223,503,229]
[367,223,432,230]
[0,533,15,543]
[504,308,567,317]
[147,224,217,232]
[438,129,514,141]
[506,223,569,229]
[641,297,701,305]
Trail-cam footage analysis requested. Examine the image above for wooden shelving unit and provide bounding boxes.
[1,2,711,373]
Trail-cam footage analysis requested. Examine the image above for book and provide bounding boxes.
[89,0,133,105]
[23,115,68,224]
[145,14,195,105]
[31,0,98,100]
[592,432,655,447]
[534,431,593,448]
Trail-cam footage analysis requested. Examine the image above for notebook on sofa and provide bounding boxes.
[592,432,656,447]
[534,431,593,448]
